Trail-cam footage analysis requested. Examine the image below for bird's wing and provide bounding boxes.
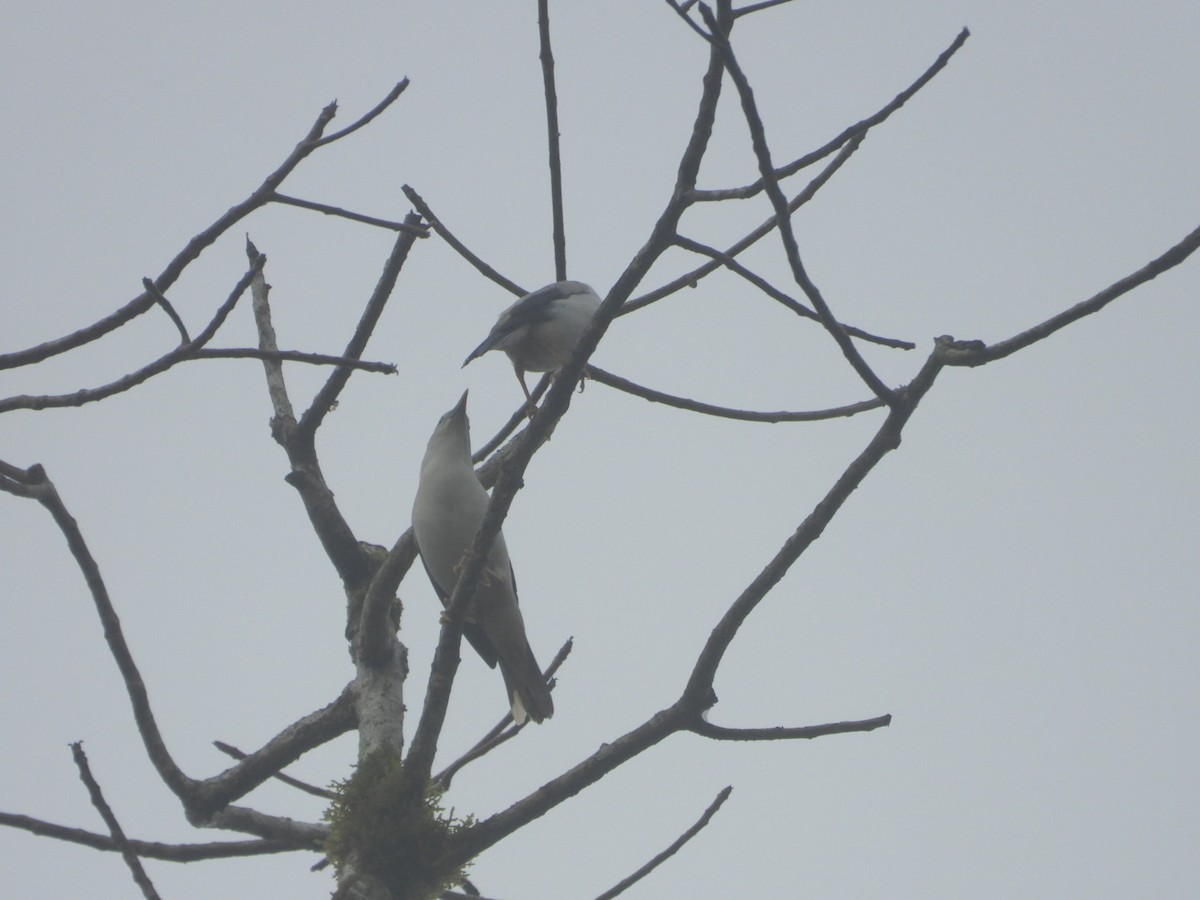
[414,536,499,669]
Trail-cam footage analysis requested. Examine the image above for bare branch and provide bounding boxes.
[594,786,733,900]
[690,715,893,741]
[198,805,327,848]
[447,355,945,869]
[733,0,797,16]
[434,639,573,790]
[939,222,1200,367]
[665,0,715,41]
[538,0,568,280]
[191,347,397,374]
[70,742,162,900]
[271,193,428,234]
[586,365,886,422]
[449,706,690,867]
[0,83,407,372]
[314,79,410,146]
[298,215,426,439]
[15,465,195,800]
[401,186,528,296]
[212,742,336,800]
[471,375,551,464]
[622,132,863,315]
[700,4,896,404]
[0,813,298,861]
[141,277,190,343]
[693,27,971,202]
[248,239,295,423]
[0,255,265,414]
[672,233,914,349]
[194,683,356,811]
[681,349,945,706]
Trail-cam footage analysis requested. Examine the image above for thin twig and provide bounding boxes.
[0,256,265,414]
[297,213,425,441]
[401,186,528,296]
[665,0,714,41]
[471,376,551,464]
[586,365,886,422]
[434,639,573,790]
[0,83,406,372]
[271,193,427,234]
[141,277,190,343]
[693,27,971,202]
[191,347,397,374]
[940,221,1200,367]
[701,4,895,404]
[622,133,864,315]
[0,813,298,860]
[212,742,335,800]
[594,786,733,900]
[538,0,568,280]
[672,233,914,349]
[313,79,410,146]
[734,0,797,16]
[248,239,295,423]
[70,742,162,900]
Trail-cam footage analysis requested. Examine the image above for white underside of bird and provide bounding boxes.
[411,391,554,724]
[462,280,601,411]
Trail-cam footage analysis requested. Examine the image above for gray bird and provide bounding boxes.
[463,280,601,415]
[411,391,554,724]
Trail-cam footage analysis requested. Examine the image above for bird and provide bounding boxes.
[462,280,601,416]
[411,390,554,724]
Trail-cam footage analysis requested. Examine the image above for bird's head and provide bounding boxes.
[424,390,472,461]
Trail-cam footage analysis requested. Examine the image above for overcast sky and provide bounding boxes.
[2,2,1198,898]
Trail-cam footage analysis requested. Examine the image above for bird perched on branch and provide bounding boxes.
[463,280,602,416]
[411,391,554,724]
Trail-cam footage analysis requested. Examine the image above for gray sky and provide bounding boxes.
[2,2,1198,898]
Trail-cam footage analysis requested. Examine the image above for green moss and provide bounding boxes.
[324,750,474,899]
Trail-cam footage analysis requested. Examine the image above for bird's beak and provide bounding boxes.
[453,389,469,416]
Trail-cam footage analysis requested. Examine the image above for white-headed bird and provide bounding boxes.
[411,391,554,724]
[463,280,601,416]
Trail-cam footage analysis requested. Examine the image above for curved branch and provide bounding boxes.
[401,186,527,297]
[10,464,195,799]
[586,365,886,422]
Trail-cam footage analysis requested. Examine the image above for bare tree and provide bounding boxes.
[2,2,1197,898]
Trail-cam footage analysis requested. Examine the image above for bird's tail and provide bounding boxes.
[498,643,555,725]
